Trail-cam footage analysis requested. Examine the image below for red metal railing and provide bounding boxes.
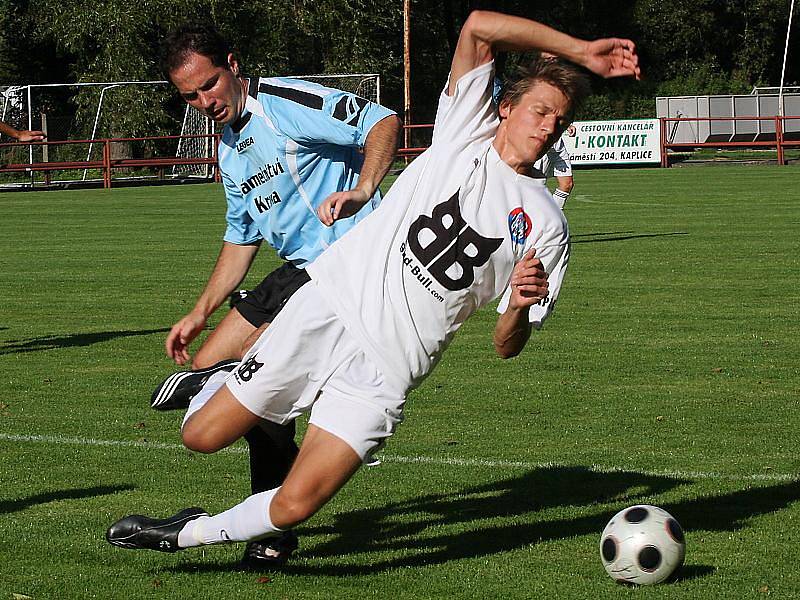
[2,118,796,187]
[0,133,221,188]
[398,123,433,157]
[659,115,800,167]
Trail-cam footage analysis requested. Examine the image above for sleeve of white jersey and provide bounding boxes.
[496,230,571,329]
[431,61,498,146]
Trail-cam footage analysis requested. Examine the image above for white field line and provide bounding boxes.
[573,195,668,207]
[1,432,796,483]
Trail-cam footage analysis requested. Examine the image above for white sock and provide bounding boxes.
[181,370,229,429]
[177,488,282,548]
[552,188,570,209]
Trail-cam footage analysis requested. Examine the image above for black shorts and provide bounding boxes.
[229,262,311,328]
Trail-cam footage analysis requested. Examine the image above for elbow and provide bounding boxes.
[463,10,492,35]
[459,10,499,59]
[461,11,491,45]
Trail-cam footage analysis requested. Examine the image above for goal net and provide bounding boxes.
[1,81,175,184]
[174,73,381,177]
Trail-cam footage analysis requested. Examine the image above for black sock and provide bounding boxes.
[243,420,299,495]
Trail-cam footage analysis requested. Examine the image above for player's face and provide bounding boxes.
[496,81,571,174]
[170,51,245,125]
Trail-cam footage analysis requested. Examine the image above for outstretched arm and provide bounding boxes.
[449,10,641,96]
[0,121,45,142]
[165,241,260,364]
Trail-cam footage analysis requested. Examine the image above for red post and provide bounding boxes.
[103,139,111,188]
[775,116,785,166]
[659,117,669,168]
[213,133,221,183]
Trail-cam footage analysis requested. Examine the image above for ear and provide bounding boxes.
[498,98,512,119]
[228,53,240,76]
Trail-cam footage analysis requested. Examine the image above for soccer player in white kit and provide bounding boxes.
[532,125,576,208]
[107,10,640,555]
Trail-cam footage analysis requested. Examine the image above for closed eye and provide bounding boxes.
[181,75,220,102]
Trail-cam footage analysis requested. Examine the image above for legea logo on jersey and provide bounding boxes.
[237,136,255,153]
[508,207,532,245]
[406,191,502,292]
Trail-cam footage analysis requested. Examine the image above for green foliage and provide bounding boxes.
[0,0,795,128]
[656,62,753,98]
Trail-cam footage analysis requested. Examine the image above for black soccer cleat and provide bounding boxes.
[150,359,239,411]
[106,507,209,553]
[238,531,299,570]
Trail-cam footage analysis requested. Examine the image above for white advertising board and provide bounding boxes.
[563,119,661,165]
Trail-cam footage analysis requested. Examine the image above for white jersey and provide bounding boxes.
[533,135,572,178]
[308,61,570,392]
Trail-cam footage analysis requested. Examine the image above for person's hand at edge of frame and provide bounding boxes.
[16,130,46,142]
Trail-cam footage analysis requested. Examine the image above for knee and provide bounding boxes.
[270,489,320,528]
[563,179,574,194]
[181,420,222,454]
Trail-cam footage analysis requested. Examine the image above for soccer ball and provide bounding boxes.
[599,504,686,585]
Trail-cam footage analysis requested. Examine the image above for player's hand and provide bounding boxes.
[508,248,549,310]
[317,188,370,226]
[165,311,207,365]
[17,130,46,143]
[583,38,641,81]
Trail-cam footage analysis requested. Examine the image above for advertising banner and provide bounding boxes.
[563,119,662,165]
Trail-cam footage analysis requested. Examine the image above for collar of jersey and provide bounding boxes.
[489,143,547,184]
[229,85,279,135]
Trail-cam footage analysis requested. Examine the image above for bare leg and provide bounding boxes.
[269,424,363,529]
[182,382,262,453]
[180,424,363,547]
[241,322,270,357]
[192,308,256,369]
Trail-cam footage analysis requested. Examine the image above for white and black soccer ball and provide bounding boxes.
[600,504,686,585]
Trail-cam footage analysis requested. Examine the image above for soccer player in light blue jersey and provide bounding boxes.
[147,25,400,569]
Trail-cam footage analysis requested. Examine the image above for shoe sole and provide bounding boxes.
[150,361,238,410]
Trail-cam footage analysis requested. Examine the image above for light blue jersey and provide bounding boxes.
[218,77,396,267]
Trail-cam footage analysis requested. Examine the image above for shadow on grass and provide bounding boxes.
[572,230,635,238]
[161,468,800,577]
[572,231,688,244]
[0,484,134,514]
[0,328,170,355]
[672,565,717,582]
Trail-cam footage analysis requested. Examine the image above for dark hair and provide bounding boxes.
[498,55,591,119]
[160,24,235,76]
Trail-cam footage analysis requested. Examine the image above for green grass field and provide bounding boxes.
[1,165,799,599]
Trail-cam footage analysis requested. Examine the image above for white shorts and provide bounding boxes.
[225,280,406,461]
[551,155,572,178]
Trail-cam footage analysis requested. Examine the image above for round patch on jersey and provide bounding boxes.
[508,208,532,245]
